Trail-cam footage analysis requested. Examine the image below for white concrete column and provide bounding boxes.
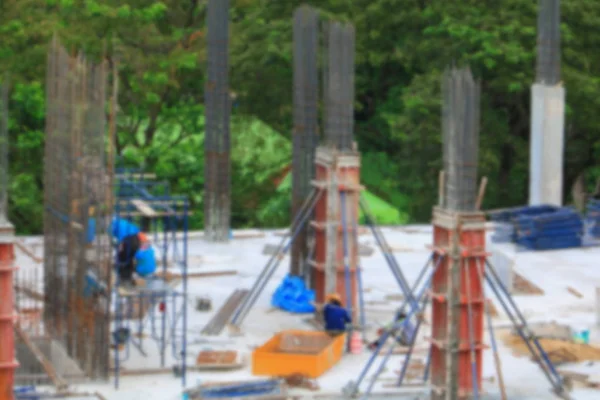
[596,287,600,328]
[529,83,566,206]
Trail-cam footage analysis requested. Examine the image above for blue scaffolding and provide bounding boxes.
[112,167,189,389]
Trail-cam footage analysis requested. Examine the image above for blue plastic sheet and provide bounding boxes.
[271,275,315,313]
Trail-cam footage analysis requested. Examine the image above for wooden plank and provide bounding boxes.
[201,289,249,335]
[156,270,238,280]
[567,287,584,299]
[14,285,45,302]
[15,242,43,263]
[15,324,68,390]
[131,199,159,217]
[476,176,489,210]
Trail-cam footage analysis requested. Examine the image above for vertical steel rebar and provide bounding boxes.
[324,22,355,150]
[205,0,231,242]
[536,0,561,85]
[291,6,319,276]
[43,38,112,380]
[441,67,481,212]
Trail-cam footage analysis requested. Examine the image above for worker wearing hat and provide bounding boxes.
[323,293,352,336]
[112,218,156,288]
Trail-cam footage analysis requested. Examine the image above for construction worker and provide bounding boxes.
[368,310,416,350]
[323,293,352,336]
[112,217,156,288]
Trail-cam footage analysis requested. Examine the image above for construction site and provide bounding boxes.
[4,1,600,400]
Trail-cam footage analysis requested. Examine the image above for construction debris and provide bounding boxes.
[197,350,237,366]
[521,322,573,341]
[486,299,499,317]
[502,331,600,365]
[384,294,404,302]
[193,350,245,371]
[513,272,545,295]
[567,286,584,299]
[559,368,600,390]
[196,297,212,311]
[282,374,320,391]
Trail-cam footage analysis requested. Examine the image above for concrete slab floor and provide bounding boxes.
[13,227,600,400]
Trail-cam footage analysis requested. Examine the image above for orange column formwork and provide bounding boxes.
[310,146,361,316]
[0,222,17,400]
[429,207,487,399]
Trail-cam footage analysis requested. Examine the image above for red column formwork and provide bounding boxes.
[430,207,487,399]
[0,223,17,400]
[311,147,361,317]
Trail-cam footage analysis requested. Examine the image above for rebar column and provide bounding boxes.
[536,0,561,85]
[204,0,231,242]
[43,38,112,379]
[311,20,359,305]
[441,67,480,212]
[431,67,483,400]
[529,0,565,206]
[324,22,355,151]
[291,6,319,277]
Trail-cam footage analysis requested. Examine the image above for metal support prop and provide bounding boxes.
[423,347,432,382]
[364,294,430,400]
[352,213,367,339]
[345,255,444,397]
[464,256,480,399]
[396,300,430,388]
[482,259,566,395]
[340,191,354,315]
[325,162,338,296]
[399,254,433,316]
[445,221,461,400]
[230,189,323,326]
[474,260,506,400]
[359,197,419,311]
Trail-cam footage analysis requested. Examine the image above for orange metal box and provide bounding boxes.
[252,330,346,378]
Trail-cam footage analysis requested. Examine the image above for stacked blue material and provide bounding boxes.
[190,379,283,398]
[514,207,583,250]
[271,275,316,313]
[489,205,559,243]
[587,199,600,238]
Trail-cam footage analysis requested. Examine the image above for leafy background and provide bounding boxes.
[1,0,600,234]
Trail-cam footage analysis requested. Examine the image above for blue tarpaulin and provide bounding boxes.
[271,275,315,313]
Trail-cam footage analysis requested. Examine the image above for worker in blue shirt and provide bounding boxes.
[323,293,352,336]
[111,217,157,288]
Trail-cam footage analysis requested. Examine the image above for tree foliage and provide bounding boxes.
[1,0,600,233]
